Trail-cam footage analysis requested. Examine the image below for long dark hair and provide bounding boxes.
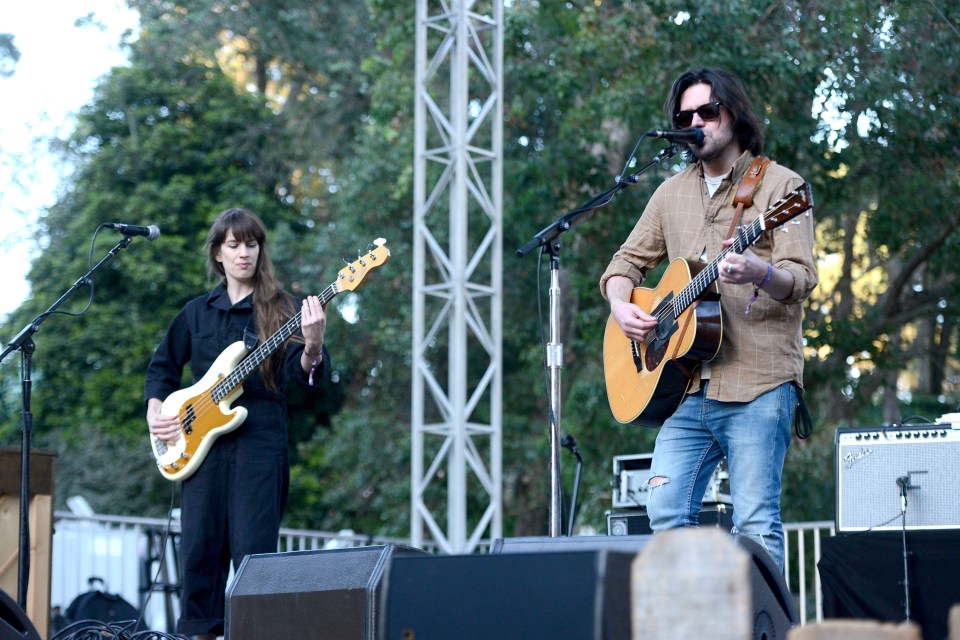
[205,207,296,391]
[664,67,764,156]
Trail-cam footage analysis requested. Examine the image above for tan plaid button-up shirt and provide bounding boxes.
[600,151,818,403]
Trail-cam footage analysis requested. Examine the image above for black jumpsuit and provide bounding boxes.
[145,284,327,636]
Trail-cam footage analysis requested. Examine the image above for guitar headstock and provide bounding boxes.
[763,183,814,230]
[337,238,390,291]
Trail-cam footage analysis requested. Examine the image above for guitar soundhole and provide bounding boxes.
[654,318,673,342]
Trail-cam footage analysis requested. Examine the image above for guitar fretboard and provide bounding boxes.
[211,283,339,402]
[663,185,810,323]
[671,216,765,316]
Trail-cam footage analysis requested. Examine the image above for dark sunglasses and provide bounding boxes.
[674,102,723,128]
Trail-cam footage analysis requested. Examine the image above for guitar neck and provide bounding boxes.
[673,215,766,314]
[212,282,340,401]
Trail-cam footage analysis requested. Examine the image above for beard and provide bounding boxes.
[688,124,736,162]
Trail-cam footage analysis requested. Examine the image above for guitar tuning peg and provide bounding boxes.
[342,257,352,265]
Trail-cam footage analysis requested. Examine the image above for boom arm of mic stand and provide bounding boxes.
[1,235,135,362]
[515,145,677,258]
[515,145,677,537]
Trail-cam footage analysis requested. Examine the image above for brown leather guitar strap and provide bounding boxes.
[669,298,699,381]
[725,156,770,239]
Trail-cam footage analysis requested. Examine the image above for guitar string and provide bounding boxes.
[650,187,805,329]
[631,216,760,363]
[649,215,762,328]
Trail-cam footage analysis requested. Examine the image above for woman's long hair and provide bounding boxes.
[664,67,764,156]
[205,207,296,392]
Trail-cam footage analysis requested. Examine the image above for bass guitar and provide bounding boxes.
[603,184,813,427]
[150,238,390,481]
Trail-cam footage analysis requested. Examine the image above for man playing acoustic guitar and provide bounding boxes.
[600,67,817,572]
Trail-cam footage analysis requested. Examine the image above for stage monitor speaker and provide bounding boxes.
[382,549,634,640]
[491,534,795,640]
[836,424,960,532]
[0,589,40,640]
[226,544,425,640]
[735,535,799,639]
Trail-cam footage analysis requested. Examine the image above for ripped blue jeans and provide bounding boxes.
[645,382,795,572]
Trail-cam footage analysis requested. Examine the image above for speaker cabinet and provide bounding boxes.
[383,548,635,640]
[385,534,795,640]
[735,535,798,639]
[836,424,960,532]
[490,533,650,554]
[491,534,795,640]
[226,544,425,640]
[0,589,40,640]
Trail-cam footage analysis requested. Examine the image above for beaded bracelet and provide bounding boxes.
[744,263,774,314]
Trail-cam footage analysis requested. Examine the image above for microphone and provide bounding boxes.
[645,128,705,145]
[897,476,910,513]
[105,222,161,241]
[561,434,579,454]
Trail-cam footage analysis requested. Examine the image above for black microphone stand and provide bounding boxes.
[0,234,134,608]
[517,144,678,537]
[896,476,911,621]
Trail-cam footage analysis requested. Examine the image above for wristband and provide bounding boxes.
[744,263,774,314]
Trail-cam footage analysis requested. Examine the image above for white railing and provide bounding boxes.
[51,512,832,633]
[784,520,835,625]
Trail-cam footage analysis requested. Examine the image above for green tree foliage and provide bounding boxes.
[3,0,959,538]
[0,45,320,515]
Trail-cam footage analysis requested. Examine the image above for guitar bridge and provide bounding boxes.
[630,341,644,373]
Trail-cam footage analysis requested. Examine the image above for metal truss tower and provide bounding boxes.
[411,0,503,553]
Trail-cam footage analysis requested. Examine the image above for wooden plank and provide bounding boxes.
[0,449,57,640]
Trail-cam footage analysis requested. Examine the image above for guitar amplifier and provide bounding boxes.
[835,424,960,532]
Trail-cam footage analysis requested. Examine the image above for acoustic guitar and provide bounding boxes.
[603,184,813,426]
